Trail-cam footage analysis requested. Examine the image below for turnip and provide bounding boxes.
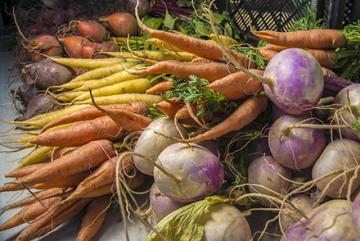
[133,117,186,176]
[232,48,324,115]
[333,84,360,140]
[204,204,252,241]
[149,183,183,222]
[352,193,360,234]
[268,115,326,169]
[282,199,357,241]
[312,139,360,198]
[248,156,291,206]
[154,143,224,203]
[146,196,252,241]
[279,195,314,232]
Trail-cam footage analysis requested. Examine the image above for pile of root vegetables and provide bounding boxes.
[1,2,360,241]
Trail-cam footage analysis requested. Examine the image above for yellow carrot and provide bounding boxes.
[75,93,163,105]
[102,50,195,62]
[73,78,151,101]
[50,57,126,69]
[18,146,53,167]
[58,61,139,86]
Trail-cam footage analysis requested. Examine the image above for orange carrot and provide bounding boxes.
[130,61,235,82]
[175,106,191,120]
[42,102,147,131]
[5,163,49,178]
[191,57,211,64]
[90,97,152,132]
[76,196,110,241]
[65,155,135,201]
[82,171,144,199]
[208,69,264,100]
[33,171,89,189]
[145,81,173,94]
[304,49,337,68]
[16,199,89,241]
[32,116,125,147]
[187,95,268,142]
[0,188,65,215]
[7,140,115,188]
[154,100,183,118]
[0,196,61,231]
[135,10,253,67]
[259,49,278,61]
[48,147,77,160]
[259,43,287,52]
[82,185,114,198]
[253,29,346,49]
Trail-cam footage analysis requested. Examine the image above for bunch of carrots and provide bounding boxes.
[2,3,359,241]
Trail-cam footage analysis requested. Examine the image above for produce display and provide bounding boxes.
[0,0,360,241]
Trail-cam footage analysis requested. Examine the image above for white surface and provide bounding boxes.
[0,52,148,241]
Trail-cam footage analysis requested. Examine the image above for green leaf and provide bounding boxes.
[146,196,229,241]
[213,12,226,24]
[224,22,233,37]
[192,19,211,37]
[164,11,177,30]
[352,117,360,138]
[142,16,163,30]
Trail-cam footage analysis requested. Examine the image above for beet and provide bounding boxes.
[127,0,150,17]
[21,59,73,90]
[100,12,138,37]
[28,35,63,61]
[13,84,39,106]
[22,95,60,120]
[76,20,109,42]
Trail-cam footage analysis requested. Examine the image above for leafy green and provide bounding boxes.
[343,20,360,44]
[146,196,229,241]
[141,15,163,30]
[231,46,267,70]
[164,75,235,119]
[352,117,360,138]
[164,10,177,30]
[289,8,325,31]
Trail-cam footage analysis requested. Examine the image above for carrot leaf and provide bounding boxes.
[164,75,236,119]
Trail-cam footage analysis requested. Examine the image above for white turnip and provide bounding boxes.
[133,117,186,176]
[312,139,360,198]
[248,155,291,206]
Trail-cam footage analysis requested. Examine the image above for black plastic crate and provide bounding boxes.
[226,0,360,32]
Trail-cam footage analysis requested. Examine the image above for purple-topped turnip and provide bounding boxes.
[133,117,186,176]
[312,139,360,198]
[333,84,360,140]
[154,143,224,203]
[234,48,324,115]
[352,193,360,234]
[282,199,357,241]
[149,183,183,222]
[268,115,326,169]
[248,156,291,206]
[263,49,324,115]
